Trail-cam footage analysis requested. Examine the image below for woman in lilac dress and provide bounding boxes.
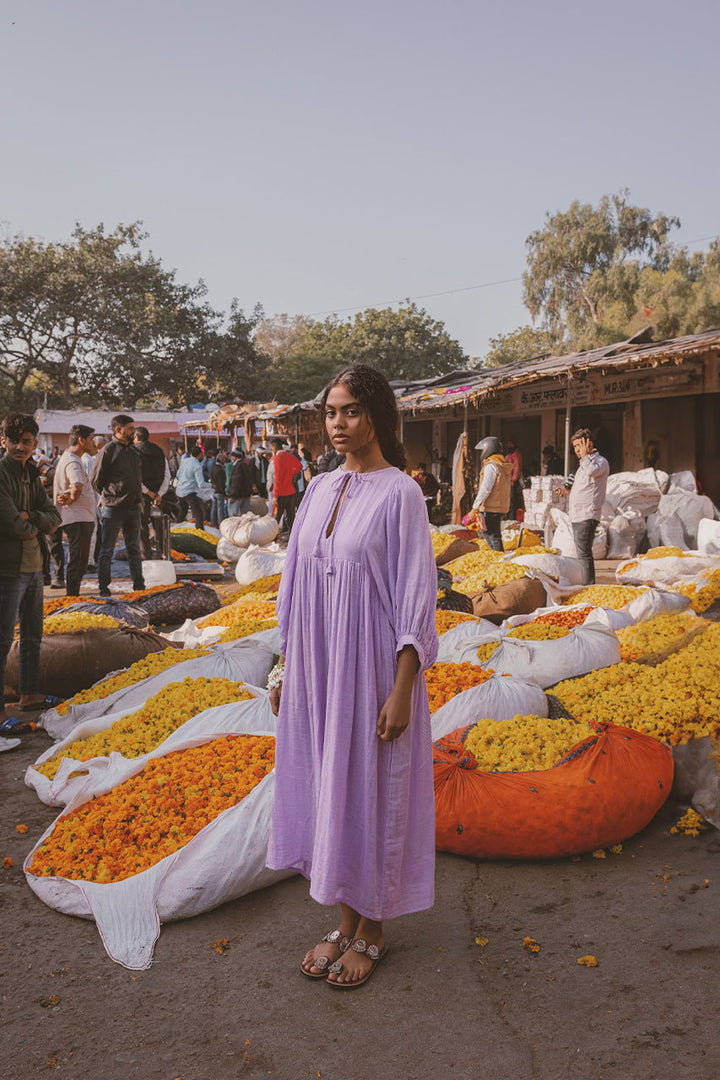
[267,365,438,989]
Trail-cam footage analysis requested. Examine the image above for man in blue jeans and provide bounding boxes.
[90,414,146,597]
[0,413,62,749]
[557,428,610,585]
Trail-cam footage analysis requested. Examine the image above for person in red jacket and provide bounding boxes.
[270,438,302,532]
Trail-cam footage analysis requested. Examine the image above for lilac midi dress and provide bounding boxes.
[266,466,439,921]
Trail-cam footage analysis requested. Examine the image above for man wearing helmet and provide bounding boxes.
[471,437,513,551]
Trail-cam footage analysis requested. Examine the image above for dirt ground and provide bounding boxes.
[3,732,720,1080]
[3,568,719,1079]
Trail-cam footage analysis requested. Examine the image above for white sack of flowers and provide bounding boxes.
[697,519,720,555]
[647,491,715,550]
[41,640,276,739]
[216,537,242,564]
[430,675,549,741]
[604,468,668,516]
[24,714,291,971]
[475,622,621,689]
[436,619,505,663]
[28,686,273,807]
[235,543,287,586]
[616,553,720,587]
[220,513,279,549]
[511,550,584,586]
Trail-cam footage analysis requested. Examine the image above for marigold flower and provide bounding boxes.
[445,549,527,595]
[616,611,704,663]
[56,647,209,715]
[217,618,279,643]
[221,575,283,606]
[522,937,540,953]
[172,527,219,547]
[464,714,595,773]
[43,612,119,635]
[563,585,645,610]
[29,734,275,883]
[670,808,709,836]
[577,955,598,967]
[198,598,277,628]
[39,677,253,780]
[15,824,27,834]
[435,610,478,636]
[424,662,494,712]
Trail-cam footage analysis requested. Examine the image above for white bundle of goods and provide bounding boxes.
[235,543,287,586]
[220,513,279,550]
[604,508,645,560]
[430,675,549,741]
[698,519,720,555]
[216,537,242,563]
[646,491,716,550]
[547,508,607,564]
[40,639,276,739]
[616,552,720,587]
[24,708,291,971]
[604,468,668,516]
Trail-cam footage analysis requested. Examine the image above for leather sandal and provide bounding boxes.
[326,937,389,989]
[300,929,351,979]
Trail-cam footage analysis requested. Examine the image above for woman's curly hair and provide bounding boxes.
[320,365,406,470]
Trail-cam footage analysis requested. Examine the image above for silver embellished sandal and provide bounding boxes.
[300,929,352,979]
[326,937,389,989]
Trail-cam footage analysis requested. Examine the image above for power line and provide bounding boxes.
[304,231,718,319]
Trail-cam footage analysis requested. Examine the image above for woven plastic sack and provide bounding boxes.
[433,722,673,859]
[169,529,218,559]
[61,599,149,629]
[28,681,267,807]
[616,553,719,586]
[216,537,241,563]
[40,639,277,739]
[135,582,221,625]
[235,544,287,586]
[221,513,279,549]
[430,674,549,741]
[5,627,172,700]
[24,709,292,970]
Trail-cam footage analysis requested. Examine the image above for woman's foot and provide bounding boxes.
[301,918,359,978]
[326,919,386,987]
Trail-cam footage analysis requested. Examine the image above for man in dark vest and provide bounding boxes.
[133,427,171,559]
[90,414,146,596]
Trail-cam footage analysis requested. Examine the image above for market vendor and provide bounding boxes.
[556,428,609,585]
[472,437,513,550]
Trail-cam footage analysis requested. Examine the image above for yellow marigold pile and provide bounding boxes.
[221,574,283,606]
[551,623,720,745]
[616,611,706,662]
[645,546,686,560]
[670,807,709,836]
[672,569,720,613]
[43,612,119,635]
[503,529,543,551]
[217,618,279,643]
[198,598,277,628]
[431,532,458,558]
[435,610,478,636]
[476,642,500,664]
[29,734,275,883]
[464,714,595,773]
[425,662,494,712]
[172,527,219,547]
[504,545,559,559]
[445,549,526,595]
[563,585,645,610]
[38,677,253,780]
[55,647,209,715]
[43,596,106,617]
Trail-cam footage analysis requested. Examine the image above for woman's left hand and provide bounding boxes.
[377,689,411,742]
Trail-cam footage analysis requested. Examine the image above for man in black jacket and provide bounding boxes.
[0,413,62,742]
[90,414,146,596]
[227,448,258,516]
[133,426,171,559]
[210,452,228,526]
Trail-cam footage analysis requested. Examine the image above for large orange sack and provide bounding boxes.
[434,723,673,859]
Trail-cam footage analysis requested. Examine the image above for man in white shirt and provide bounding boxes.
[557,428,610,584]
[53,424,98,596]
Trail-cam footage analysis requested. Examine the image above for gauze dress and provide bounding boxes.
[266,466,439,920]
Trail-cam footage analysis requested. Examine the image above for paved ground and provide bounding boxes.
[3,564,719,1079]
[3,729,719,1080]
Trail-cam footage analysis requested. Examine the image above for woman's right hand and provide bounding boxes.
[270,685,282,716]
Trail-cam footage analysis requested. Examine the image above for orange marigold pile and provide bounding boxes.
[532,607,593,629]
[119,584,183,603]
[435,610,477,636]
[424,662,494,712]
[28,734,275,883]
[43,595,107,617]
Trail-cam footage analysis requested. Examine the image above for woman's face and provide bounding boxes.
[325,384,375,455]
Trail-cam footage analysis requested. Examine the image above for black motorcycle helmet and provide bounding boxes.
[474,436,503,462]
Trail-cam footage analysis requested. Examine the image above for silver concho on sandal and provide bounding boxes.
[302,929,351,978]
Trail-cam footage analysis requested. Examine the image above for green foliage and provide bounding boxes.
[261,302,468,402]
[0,223,265,409]
[523,190,680,348]
[483,325,560,367]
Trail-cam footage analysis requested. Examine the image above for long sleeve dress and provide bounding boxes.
[266,466,439,921]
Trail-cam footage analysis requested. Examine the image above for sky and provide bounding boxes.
[1,0,719,360]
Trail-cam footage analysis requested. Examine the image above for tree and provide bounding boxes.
[264,302,468,402]
[0,223,265,409]
[523,190,680,348]
[483,325,559,368]
[252,313,315,365]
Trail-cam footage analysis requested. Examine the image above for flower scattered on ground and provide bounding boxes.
[522,937,541,953]
[38,677,253,779]
[577,955,599,967]
[29,734,275,883]
[670,808,709,836]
